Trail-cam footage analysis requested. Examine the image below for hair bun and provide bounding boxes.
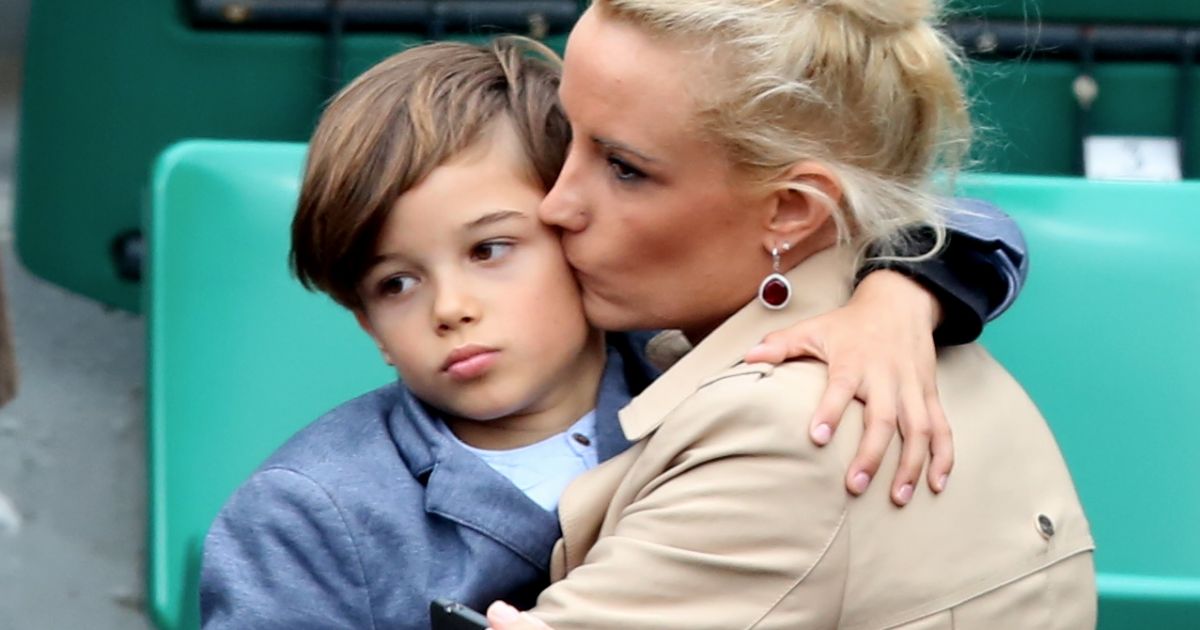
[819,0,935,33]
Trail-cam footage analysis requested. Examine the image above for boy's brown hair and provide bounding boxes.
[291,36,569,309]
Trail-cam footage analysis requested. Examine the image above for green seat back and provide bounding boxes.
[146,140,392,630]
[962,174,1200,629]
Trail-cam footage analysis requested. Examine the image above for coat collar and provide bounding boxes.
[387,385,562,570]
[619,246,858,442]
[385,334,657,570]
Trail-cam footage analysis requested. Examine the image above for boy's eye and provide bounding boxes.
[470,241,514,262]
[606,155,646,182]
[378,275,418,297]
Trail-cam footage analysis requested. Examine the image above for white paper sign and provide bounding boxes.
[1084,136,1182,182]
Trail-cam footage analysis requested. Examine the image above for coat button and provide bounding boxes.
[1036,514,1055,539]
[571,433,592,447]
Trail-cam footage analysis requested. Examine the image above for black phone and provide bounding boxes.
[430,598,490,630]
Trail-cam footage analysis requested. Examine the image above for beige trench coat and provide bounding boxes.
[531,247,1096,629]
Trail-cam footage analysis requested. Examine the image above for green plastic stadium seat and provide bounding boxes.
[147,140,1199,629]
[962,174,1200,629]
[146,140,392,630]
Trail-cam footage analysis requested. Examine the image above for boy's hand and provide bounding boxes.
[744,269,951,507]
[487,602,554,630]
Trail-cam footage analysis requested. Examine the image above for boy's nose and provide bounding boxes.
[433,285,480,332]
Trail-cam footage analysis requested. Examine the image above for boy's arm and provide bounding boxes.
[200,468,377,630]
[856,199,1028,345]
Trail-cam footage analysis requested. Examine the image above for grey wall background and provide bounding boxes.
[1,1,153,628]
[0,0,30,53]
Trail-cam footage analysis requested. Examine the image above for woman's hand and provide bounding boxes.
[486,602,554,630]
[744,269,952,506]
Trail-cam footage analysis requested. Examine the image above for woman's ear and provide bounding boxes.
[761,160,842,252]
[353,309,395,367]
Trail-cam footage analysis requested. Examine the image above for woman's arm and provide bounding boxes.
[744,200,1026,506]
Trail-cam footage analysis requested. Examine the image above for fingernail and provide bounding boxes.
[811,423,832,445]
[896,483,914,504]
[492,602,520,623]
[747,343,767,357]
[850,471,871,494]
[938,474,948,492]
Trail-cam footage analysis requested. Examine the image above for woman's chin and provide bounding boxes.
[581,292,647,332]
[581,291,681,333]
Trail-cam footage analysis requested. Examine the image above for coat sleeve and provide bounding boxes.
[200,468,378,630]
[531,368,851,629]
[857,199,1029,346]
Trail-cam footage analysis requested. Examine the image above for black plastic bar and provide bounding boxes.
[949,21,1200,63]
[191,0,581,36]
[1074,27,1096,175]
[111,231,144,283]
[1179,30,1197,172]
[325,0,346,96]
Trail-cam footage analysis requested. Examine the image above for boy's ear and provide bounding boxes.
[761,160,842,252]
[353,309,395,367]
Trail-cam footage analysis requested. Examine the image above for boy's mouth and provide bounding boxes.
[441,345,500,381]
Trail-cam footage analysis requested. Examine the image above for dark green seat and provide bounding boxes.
[962,174,1200,629]
[17,1,1197,311]
[146,140,392,630]
[147,140,1200,628]
[16,0,569,312]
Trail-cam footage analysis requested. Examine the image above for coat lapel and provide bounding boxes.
[551,441,646,580]
[389,386,562,571]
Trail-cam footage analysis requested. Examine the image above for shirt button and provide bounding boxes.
[571,433,592,447]
[1036,514,1055,539]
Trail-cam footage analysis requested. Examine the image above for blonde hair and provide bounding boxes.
[593,0,972,258]
[291,37,568,308]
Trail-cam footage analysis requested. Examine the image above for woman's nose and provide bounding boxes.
[539,159,588,233]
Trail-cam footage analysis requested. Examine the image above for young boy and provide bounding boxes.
[200,37,658,629]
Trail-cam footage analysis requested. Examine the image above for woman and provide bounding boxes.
[488,0,1095,627]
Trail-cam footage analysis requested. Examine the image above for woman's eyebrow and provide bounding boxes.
[593,136,658,163]
[464,209,528,230]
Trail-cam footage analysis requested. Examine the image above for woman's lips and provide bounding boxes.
[442,346,499,381]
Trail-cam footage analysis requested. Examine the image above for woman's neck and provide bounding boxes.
[683,235,837,345]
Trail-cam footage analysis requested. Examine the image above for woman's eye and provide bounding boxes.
[606,155,646,182]
[378,275,417,297]
[470,241,514,262]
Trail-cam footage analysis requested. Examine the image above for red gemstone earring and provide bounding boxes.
[758,243,792,310]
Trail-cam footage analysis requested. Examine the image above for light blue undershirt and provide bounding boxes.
[436,410,600,512]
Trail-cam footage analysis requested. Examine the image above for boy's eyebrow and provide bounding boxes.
[465,209,528,230]
[593,135,658,163]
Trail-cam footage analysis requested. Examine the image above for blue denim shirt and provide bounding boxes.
[200,334,658,630]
